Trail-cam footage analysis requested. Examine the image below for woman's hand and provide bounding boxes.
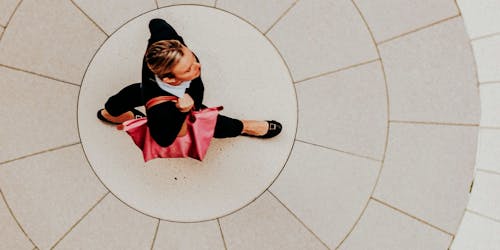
[174,93,194,113]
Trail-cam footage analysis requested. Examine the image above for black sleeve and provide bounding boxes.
[148,18,186,45]
[186,77,204,110]
[146,101,188,147]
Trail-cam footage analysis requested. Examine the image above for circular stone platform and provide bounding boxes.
[78,6,296,222]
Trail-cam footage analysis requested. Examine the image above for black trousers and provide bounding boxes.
[104,83,244,138]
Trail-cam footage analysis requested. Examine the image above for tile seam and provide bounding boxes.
[0,64,81,87]
[479,81,500,85]
[476,168,500,177]
[217,218,228,250]
[0,189,38,249]
[213,0,218,8]
[50,192,110,249]
[479,126,500,130]
[390,120,478,127]
[295,139,382,163]
[0,142,81,166]
[267,190,331,250]
[371,197,455,236]
[154,0,159,9]
[471,31,500,42]
[69,0,109,36]
[337,2,391,249]
[263,0,300,36]
[466,209,500,224]
[293,58,380,85]
[377,14,461,45]
[150,219,160,250]
[0,0,23,44]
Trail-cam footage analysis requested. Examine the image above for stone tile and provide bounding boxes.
[0,0,20,26]
[54,194,157,250]
[451,212,500,250]
[374,123,477,233]
[267,0,377,82]
[0,145,107,249]
[480,83,500,127]
[0,26,4,37]
[380,17,479,124]
[73,0,157,35]
[339,200,452,250]
[476,127,500,173]
[0,0,106,84]
[153,220,224,250]
[457,0,500,39]
[468,171,500,221]
[270,141,379,248]
[295,61,387,160]
[472,35,500,83]
[0,193,33,250]
[220,191,327,250]
[216,0,295,32]
[79,6,296,222]
[0,67,79,162]
[354,0,458,42]
[158,0,215,7]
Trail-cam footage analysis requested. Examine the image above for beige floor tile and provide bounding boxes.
[220,191,327,250]
[0,67,79,162]
[468,171,500,220]
[0,193,33,250]
[0,0,20,26]
[153,220,224,250]
[295,61,387,160]
[480,83,500,127]
[79,6,295,222]
[451,212,500,250]
[158,0,215,7]
[473,35,500,83]
[0,145,107,249]
[339,200,452,250]
[380,17,479,124]
[54,194,157,250]
[0,0,106,84]
[476,127,500,173]
[270,141,379,248]
[457,0,500,39]
[216,0,295,33]
[267,0,377,82]
[374,123,477,233]
[354,0,458,43]
[73,0,157,35]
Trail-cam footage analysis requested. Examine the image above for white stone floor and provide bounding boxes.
[0,1,498,249]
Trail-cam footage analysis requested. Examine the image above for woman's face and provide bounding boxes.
[164,46,201,85]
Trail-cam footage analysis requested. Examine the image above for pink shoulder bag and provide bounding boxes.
[119,96,222,162]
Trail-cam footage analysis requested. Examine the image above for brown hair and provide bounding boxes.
[145,40,184,79]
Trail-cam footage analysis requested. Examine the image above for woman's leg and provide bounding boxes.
[100,83,144,123]
[213,115,273,138]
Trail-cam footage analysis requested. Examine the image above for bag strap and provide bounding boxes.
[145,96,178,110]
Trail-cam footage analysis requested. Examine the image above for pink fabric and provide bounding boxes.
[121,106,222,162]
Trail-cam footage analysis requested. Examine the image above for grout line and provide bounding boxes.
[0,64,81,87]
[51,192,110,249]
[390,120,479,127]
[479,126,500,130]
[336,2,392,249]
[471,31,500,42]
[154,0,159,9]
[150,219,160,250]
[0,24,5,28]
[217,219,228,250]
[476,168,500,177]
[213,0,218,8]
[377,15,461,45]
[0,142,81,166]
[264,0,299,35]
[293,58,380,84]
[267,191,331,250]
[466,209,500,224]
[295,139,382,163]
[0,0,23,44]
[0,189,38,249]
[479,81,500,85]
[69,0,109,36]
[371,197,454,236]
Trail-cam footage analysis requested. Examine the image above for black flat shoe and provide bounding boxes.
[242,120,282,138]
[97,109,145,125]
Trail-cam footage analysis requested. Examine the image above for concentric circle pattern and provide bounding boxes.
[0,1,488,249]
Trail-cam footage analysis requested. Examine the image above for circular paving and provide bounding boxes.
[0,1,482,249]
[78,6,296,222]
